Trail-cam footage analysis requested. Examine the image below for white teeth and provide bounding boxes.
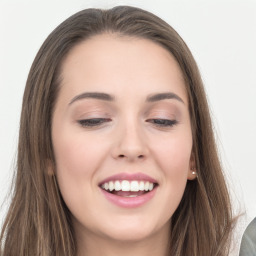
[139,181,144,191]
[130,181,139,192]
[114,181,121,191]
[109,181,114,191]
[144,181,149,191]
[121,180,130,191]
[101,180,155,192]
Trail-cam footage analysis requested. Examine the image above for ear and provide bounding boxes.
[47,159,55,176]
[187,152,197,180]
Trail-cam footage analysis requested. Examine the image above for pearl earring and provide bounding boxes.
[191,167,197,177]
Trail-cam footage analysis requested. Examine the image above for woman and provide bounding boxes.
[0,6,234,256]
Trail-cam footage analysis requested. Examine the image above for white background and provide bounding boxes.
[0,0,256,245]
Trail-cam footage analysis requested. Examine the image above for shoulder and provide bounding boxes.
[239,218,256,256]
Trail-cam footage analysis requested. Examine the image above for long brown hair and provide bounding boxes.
[0,6,234,255]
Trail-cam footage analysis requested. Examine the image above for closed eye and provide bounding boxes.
[146,119,178,127]
[78,118,111,127]
[78,118,177,128]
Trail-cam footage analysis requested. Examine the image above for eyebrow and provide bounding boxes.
[69,91,184,105]
[69,92,115,105]
[146,92,184,104]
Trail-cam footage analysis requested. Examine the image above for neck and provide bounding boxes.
[76,225,170,256]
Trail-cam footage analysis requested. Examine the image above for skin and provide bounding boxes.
[51,34,196,256]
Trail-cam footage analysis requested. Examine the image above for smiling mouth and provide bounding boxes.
[100,180,158,197]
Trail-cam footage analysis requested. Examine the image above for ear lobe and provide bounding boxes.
[187,152,197,180]
[187,168,197,180]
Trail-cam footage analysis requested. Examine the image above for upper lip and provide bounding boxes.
[99,172,158,185]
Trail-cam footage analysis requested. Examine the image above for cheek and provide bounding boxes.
[150,132,192,211]
[53,126,108,177]
[51,125,108,199]
[153,133,192,175]
[52,128,110,220]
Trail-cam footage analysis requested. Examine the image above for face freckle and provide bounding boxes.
[51,33,193,246]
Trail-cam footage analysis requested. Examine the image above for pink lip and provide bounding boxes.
[100,186,158,208]
[99,172,158,208]
[99,172,158,185]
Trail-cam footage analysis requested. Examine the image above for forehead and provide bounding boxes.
[59,33,187,104]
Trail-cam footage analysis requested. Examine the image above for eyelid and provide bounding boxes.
[76,111,111,119]
[145,101,181,115]
[77,118,112,128]
[71,103,114,119]
[146,113,178,122]
[146,118,178,127]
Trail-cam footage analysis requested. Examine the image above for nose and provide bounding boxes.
[111,121,148,162]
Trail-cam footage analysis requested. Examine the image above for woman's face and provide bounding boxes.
[52,34,195,243]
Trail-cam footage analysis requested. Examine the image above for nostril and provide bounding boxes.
[118,154,144,159]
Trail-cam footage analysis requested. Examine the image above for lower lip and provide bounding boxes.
[100,187,158,208]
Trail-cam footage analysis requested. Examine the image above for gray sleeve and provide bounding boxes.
[239,218,256,256]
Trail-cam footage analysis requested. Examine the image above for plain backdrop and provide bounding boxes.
[0,0,256,246]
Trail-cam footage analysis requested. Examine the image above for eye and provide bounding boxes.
[146,119,178,127]
[78,118,111,127]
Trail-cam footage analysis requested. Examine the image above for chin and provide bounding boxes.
[103,227,155,242]
[98,216,167,243]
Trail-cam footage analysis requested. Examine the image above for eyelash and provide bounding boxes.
[146,119,178,127]
[78,118,178,128]
[78,118,111,127]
